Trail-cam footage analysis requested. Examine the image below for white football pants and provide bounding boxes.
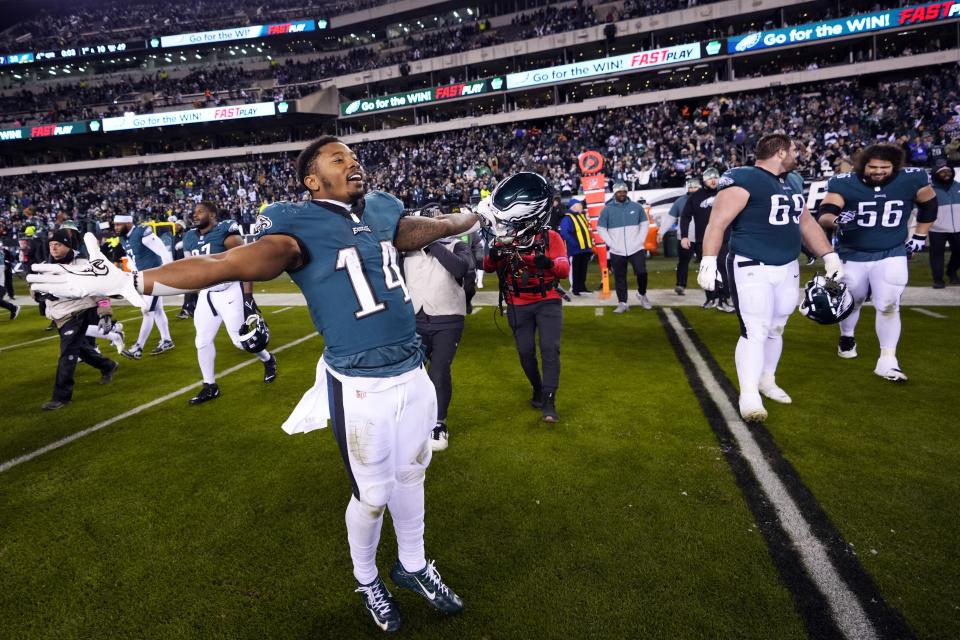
[328,366,437,585]
[134,295,171,348]
[194,281,268,384]
[727,256,800,394]
[839,256,908,352]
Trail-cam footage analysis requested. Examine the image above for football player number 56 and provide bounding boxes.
[856,200,904,228]
[336,242,411,319]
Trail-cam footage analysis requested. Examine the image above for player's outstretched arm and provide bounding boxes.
[394,212,485,251]
[141,234,301,294]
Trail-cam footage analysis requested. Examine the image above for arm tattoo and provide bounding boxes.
[394,213,478,251]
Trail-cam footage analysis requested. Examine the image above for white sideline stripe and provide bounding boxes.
[471,307,482,314]
[912,307,947,319]
[272,306,293,314]
[0,332,318,474]
[594,307,604,316]
[0,312,147,353]
[662,309,877,640]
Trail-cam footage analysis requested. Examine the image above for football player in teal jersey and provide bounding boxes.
[115,214,175,358]
[182,202,277,404]
[29,136,492,633]
[698,134,842,423]
[817,143,938,381]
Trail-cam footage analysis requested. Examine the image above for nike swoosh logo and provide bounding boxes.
[414,577,436,600]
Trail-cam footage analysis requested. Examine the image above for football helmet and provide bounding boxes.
[239,313,271,352]
[484,172,553,248]
[799,274,854,324]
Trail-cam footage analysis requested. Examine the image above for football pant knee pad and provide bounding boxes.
[358,480,394,511]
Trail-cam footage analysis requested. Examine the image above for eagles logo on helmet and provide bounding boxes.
[799,274,855,324]
[484,172,554,248]
[239,313,271,352]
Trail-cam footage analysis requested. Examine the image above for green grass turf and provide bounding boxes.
[245,252,943,295]
[682,306,960,640]
[0,307,808,639]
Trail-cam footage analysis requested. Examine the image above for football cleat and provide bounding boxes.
[430,422,449,451]
[738,392,768,423]
[176,309,192,320]
[150,340,175,355]
[189,383,221,405]
[110,322,126,353]
[356,576,402,633]
[99,361,119,385]
[613,302,629,314]
[10,304,20,320]
[837,336,857,359]
[717,300,736,313]
[636,293,653,310]
[702,299,717,309]
[121,346,143,360]
[41,399,69,411]
[759,376,792,404]
[541,392,559,423]
[874,357,908,382]
[262,354,278,383]
[674,285,685,296]
[390,559,464,615]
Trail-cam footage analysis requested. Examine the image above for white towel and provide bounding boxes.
[281,357,331,435]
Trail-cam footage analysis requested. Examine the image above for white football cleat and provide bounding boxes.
[874,357,908,382]
[613,302,629,314]
[738,392,768,423]
[759,376,792,404]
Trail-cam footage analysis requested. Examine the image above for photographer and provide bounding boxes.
[482,173,569,423]
[37,229,119,410]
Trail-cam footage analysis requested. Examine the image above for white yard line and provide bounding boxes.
[594,307,604,316]
[271,306,293,314]
[662,309,878,640]
[911,308,947,319]
[0,334,58,352]
[0,332,318,473]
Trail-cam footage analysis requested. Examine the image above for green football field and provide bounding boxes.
[1,291,958,638]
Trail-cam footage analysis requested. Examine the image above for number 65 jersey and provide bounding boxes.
[254,192,421,378]
[827,168,930,261]
[719,167,805,265]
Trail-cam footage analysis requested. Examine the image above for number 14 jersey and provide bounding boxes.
[254,192,421,378]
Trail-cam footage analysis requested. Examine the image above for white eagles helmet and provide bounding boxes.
[479,172,554,249]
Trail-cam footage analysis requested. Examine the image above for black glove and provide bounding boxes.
[533,254,554,270]
[243,292,261,315]
[98,314,113,333]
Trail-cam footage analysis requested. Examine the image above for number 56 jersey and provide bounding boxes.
[254,192,421,378]
[827,168,929,261]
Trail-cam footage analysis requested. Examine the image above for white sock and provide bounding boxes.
[880,348,898,360]
[255,349,271,363]
[839,305,861,338]
[85,325,105,339]
[345,496,384,585]
[136,313,155,348]
[154,307,171,342]
[763,336,783,378]
[198,343,216,384]
[388,475,427,574]
[876,309,901,352]
[735,336,764,394]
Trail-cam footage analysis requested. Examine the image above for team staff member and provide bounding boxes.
[597,182,652,313]
[558,198,595,296]
[680,168,734,312]
[404,213,473,450]
[37,229,119,410]
[672,177,701,295]
[699,134,841,423]
[30,137,483,633]
[483,174,569,423]
[929,162,960,288]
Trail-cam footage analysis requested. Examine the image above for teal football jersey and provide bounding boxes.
[254,193,421,377]
[122,224,162,270]
[827,168,929,260]
[719,167,804,265]
[182,220,240,256]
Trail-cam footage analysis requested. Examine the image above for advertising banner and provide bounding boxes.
[0,120,91,142]
[102,102,277,132]
[341,77,505,116]
[505,42,700,90]
[728,2,960,54]
[35,41,146,62]
[159,19,315,48]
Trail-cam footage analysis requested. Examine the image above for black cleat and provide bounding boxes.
[541,392,559,423]
[838,336,857,359]
[150,339,175,355]
[99,361,119,385]
[121,346,143,360]
[176,309,192,319]
[10,304,20,320]
[263,354,278,383]
[189,383,221,405]
[42,399,69,411]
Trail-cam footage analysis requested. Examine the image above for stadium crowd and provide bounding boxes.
[2,67,959,238]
